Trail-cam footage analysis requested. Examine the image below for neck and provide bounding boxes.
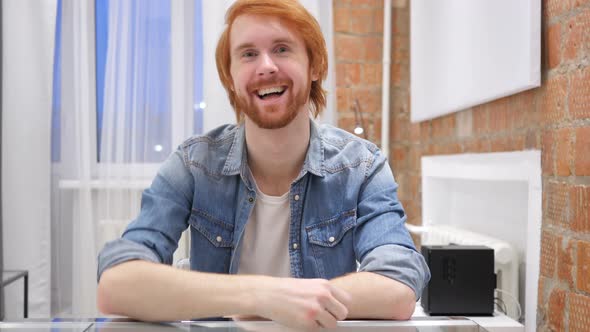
[245,110,311,196]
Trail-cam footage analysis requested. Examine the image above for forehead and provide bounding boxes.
[229,14,304,50]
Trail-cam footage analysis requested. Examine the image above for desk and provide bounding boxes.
[0,316,523,332]
[1,270,28,318]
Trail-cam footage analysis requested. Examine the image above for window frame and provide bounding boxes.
[55,0,199,184]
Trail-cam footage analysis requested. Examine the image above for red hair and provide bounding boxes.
[215,0,328,122]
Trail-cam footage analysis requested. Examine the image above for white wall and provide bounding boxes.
[1,0,56,318]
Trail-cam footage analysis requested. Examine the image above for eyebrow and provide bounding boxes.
[232,38,296,55]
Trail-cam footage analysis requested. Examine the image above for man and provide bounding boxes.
[97,0,430,330]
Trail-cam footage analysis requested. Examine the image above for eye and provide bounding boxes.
[242,50,257,58]
[275,45,289,54]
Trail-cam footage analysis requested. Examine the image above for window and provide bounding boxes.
[51,0,204,165]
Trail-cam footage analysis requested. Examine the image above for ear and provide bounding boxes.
[310,68,319,82]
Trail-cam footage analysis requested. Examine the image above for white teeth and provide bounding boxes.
[257,86,285,97]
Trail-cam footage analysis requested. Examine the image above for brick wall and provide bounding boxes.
[333,0,590,330]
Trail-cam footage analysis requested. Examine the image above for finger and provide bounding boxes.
[328,284,353,308]
[314,307,339,329]
[322,295,349,321]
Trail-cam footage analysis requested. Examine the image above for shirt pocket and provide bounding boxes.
[305,209,357,278]
[306,209,356,248]
[189,209,234,248]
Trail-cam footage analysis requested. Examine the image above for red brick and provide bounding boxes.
[543,0,569,19]
[431,116,456,139]
[392,8,409,35]
[547,288,566,332]
[350,8,374,34]
[575,126,590,175]
[361,63,382,86]
[542,130,556,175]
[370,115,382,144]
[570,67,590,120]
[352,87,381,114]
[392,43,409,64]
[490,137,511,152]
[409,123,421,143]
[336,87,352,113]
[546,23,562,69]
[420,121,431,142]
[571,186,590,233]
[351,0,382,7]
[565,17,581,60]
[336,63,361,87]
[555,128,572,176]
[334,0,352,7]
[564,9,590,61]
[404,200,420,225]
[407,174,420,200]
[335,35,364,61]
[557,239,574,286]
[573,0,590,7]
[569,292,590,332]
[512,89,536,113]
[540,230,558,278]
[392,34,409,52]
[407,148,421,173]
[577,241,590,293]
[472,105,489,134]
[431,142,461,155]
[391,63,403,87]
[334,7,351,33]
[391,146,408,171]
[540,75,567,125]
[373,7,384,33]
[391,114,409,141]
[363,36,383,61]
[539,276,553,309]
[525,130,540,149]
[506,106,527,132]
[337,113,358,134]
[488,98,510,132]
[473,139,491,153]
[545,181,569,226]
[509,134,526,151]
[391,89,409,113]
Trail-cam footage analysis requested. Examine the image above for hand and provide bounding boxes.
[252,277,352,331]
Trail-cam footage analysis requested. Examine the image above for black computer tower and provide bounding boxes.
[421,245,496,316]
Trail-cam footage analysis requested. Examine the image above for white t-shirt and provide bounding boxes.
[237,188,291,277]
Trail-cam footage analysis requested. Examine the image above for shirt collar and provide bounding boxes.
[222,118,325,179]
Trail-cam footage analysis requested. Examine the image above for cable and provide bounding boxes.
[494,297,508,315]
[495,288,522,321]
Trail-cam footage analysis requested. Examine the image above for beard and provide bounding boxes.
[235,77,311,129]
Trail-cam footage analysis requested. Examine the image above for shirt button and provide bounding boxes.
[294,194,300,201]
[248,197,254,203]
[328,236,335,243]
[293,243,298,249]
[216,236,222,243]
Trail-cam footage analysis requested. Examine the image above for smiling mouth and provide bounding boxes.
[255,86,287,100]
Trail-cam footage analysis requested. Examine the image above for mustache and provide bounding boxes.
[247,78,292,93]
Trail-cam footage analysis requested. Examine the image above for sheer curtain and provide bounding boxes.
[51,0,334,317]
[52,0,184,316]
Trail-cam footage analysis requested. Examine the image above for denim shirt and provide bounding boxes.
[98,120,430,298]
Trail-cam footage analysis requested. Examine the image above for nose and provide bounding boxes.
[256,53,278,76]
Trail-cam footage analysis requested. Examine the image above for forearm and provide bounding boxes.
[97,260,259,321]
[329,272,416,320]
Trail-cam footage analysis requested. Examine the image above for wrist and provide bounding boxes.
[238,275,273,316]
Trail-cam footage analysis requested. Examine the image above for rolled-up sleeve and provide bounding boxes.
[96,148,194,282]
[97,238,162,281]
[358,244,430,299]
[354,150,431,300]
